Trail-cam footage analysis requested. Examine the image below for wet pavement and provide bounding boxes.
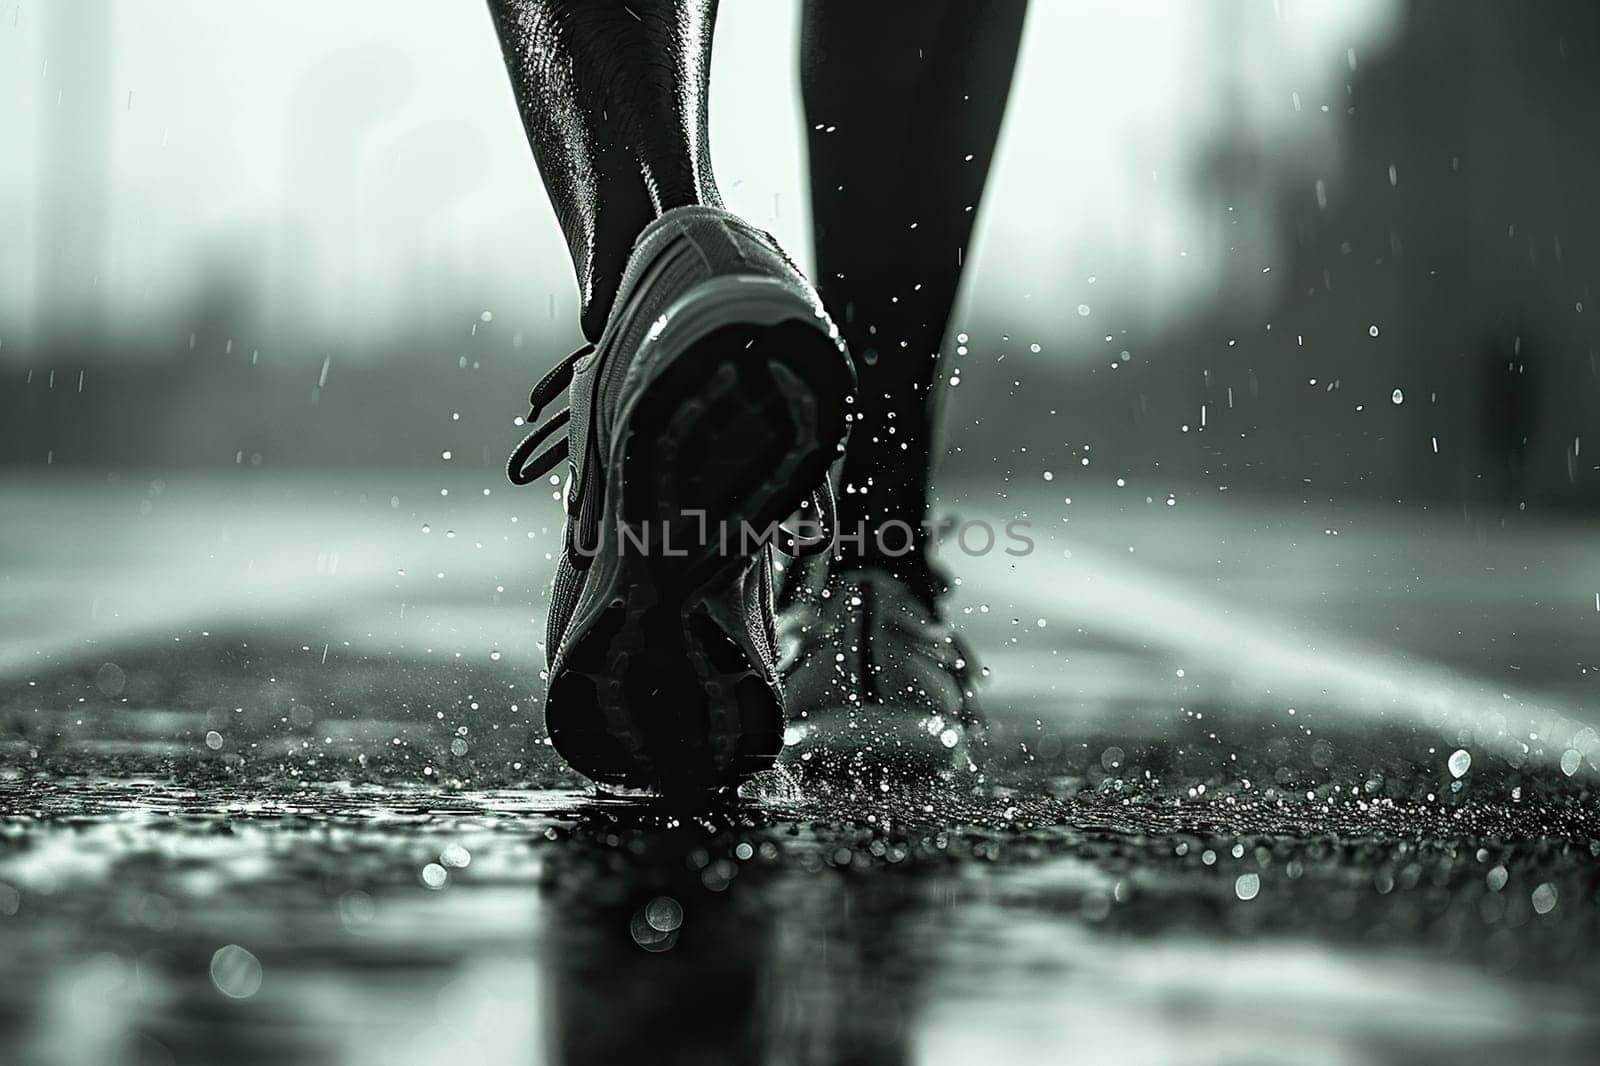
[3,474,1599,1064]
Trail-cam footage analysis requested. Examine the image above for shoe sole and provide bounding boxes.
[545,280,852,794]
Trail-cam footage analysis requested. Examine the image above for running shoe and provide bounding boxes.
[508,206,854,793]
[775,555,984,782]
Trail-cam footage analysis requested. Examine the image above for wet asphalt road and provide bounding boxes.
[2,474,1599,1064]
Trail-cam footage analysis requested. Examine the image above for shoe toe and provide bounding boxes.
[775,564,986,789]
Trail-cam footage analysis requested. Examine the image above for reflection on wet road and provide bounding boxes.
[3,780,1596,1066]
[2,475,1598,1064]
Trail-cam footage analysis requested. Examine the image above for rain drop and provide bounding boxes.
[1531,883,1558,914]
[644,896,683,933]
[209,945,263,999]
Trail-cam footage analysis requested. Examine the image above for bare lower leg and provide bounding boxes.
[487,0,722,340]
[801,0,1027,603]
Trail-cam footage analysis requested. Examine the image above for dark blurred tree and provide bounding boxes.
[1261,0,1600,510]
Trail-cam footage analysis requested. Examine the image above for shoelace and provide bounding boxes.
[506,342,838,557]
[506,343,593,487]
[774,476,837,558]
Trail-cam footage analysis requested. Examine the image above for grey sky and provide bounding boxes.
[0,0,1395,355]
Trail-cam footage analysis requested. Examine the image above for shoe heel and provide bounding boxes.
[547,316,850,793]
[623,318,851,578]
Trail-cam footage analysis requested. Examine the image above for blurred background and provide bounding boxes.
[3,0,1596,507]
[5,5,1600,1065]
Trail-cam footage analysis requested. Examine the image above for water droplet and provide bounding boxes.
[420,863,448,889]
[1447,748,1471,778]
[209,945,262,999]
[1234,873,1261,901]
[205,730,223,750]
[644,896,683,932]
[1391,388,1405,405]
[1485,865,1508,892]
[630,907,677,951]
[1531,882,1558,914]
[338,890,375,928]
[94,662,126,697]
[1076,304,1091,317]
[1560,748,1581,776]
